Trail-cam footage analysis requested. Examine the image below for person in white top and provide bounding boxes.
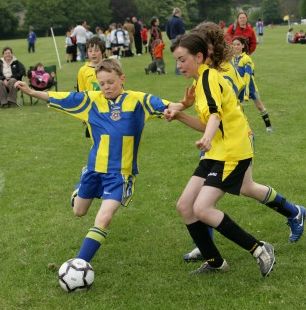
[72,21,88,61]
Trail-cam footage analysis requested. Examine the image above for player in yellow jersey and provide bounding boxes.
[232,36,272,132]
[77,36,106,138]
[166,31,305,277]
[15,59,185,265]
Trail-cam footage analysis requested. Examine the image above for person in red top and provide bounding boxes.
[226,11,257,54]
[141,25,148,53]
[144,39,165,74]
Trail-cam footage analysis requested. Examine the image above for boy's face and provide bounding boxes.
[87,45,103,64]
[97,70,125,100]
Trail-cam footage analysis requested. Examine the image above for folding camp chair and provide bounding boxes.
[26,65,58,105]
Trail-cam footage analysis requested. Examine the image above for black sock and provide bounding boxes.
[261,111,272,128]
[215,213,262,254]
[186,221,224,267]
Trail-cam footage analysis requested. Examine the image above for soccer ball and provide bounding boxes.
[58,258,94,292]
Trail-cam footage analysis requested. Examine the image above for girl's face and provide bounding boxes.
[37,65,44,71]
[87,45,103,64]
[3,49,13,63]
[97,70,125,100]
[172,46,203,78]
[232,39,244,55]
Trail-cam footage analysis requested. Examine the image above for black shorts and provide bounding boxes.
[193,158,252,195]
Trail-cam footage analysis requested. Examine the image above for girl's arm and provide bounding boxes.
[164,109,206,132]
[196,114,220,151]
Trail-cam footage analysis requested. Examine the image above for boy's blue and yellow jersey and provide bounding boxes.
[77,63,100,91]
[48,90,169,175]
[233,52,258,100]
[194,64,253,161]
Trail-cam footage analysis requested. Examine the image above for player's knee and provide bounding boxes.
[176,197,192,218]
[73,207,88,217]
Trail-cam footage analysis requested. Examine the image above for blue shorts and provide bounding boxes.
[78,170,135,207]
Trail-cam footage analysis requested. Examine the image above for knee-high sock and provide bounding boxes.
[186,221,223,267]
[77,226,108,262]
[260,110,272,128]
[216,213,262,254]
[262,186,298,218]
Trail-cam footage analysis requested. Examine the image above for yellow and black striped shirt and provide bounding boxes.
[195,64,253,161]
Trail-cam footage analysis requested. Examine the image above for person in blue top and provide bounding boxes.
[166,7,185,74]
[15,58,185,264]
[27,28,37,53]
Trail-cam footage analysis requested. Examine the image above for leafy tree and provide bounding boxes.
[300,0,306,18]
[0,3,18,37]
[24,0,112,33]
[197,0,232,24]
[261,0,282,24]
[110,0,138,23]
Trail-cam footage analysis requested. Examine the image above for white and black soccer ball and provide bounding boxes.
[58,258,94,292]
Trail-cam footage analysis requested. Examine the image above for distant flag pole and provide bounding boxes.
[50,27,62,69]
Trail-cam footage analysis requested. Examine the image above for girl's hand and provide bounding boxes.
[195,136,212,152]
[180,85,195,108]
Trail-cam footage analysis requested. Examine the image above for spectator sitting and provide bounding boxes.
[0,46,25,108]
[28,63,55,90]
[145,39,165,74]
[286,28,294,43]
[294,29,306,43]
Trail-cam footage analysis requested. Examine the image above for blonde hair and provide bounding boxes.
[96,59,123,76]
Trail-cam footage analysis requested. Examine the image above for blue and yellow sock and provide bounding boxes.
[77,226,108,262]
[262,186,298,218]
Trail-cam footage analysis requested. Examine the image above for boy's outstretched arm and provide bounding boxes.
[14,81,49,101]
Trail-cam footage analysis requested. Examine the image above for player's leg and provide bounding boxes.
[240,165,305,242]
[190,159,275,276]
[76,173,135,262]
[177,175,206,262]
[77,199,121,262]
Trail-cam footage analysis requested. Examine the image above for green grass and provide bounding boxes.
[1,26,306,309]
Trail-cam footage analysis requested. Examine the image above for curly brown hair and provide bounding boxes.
[191,22,233,71]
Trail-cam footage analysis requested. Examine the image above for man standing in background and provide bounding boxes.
[166,8,185,74]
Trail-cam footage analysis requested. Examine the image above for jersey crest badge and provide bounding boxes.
[110,105,121,121]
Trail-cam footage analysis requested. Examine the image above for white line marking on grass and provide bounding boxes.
[0,171,5,195]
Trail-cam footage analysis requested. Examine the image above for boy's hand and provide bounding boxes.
[164,108,180,122]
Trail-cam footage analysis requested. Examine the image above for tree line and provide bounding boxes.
[1,0,305,38]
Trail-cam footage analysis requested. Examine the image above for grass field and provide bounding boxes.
[1,25,306,309]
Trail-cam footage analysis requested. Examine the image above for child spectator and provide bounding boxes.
[28,63,55,90]
[65,30,74,62]
[145,39,165,74]
[141,24,148,53]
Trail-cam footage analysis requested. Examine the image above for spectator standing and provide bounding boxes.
[256,18,264,44]
[72,21,88,62]
[123,18,135,55]
[226,11,257,54]
[132,16,143,55]
[27,28,37,53]
[0,47,25,107]
[65,30,74,62]
[149,17,162,58]
[166,7,185,74]
[141,24,148,53]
